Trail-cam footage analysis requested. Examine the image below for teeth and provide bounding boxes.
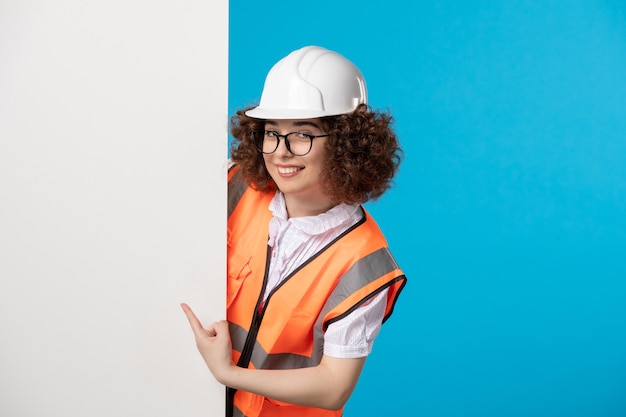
[278,166,301,174]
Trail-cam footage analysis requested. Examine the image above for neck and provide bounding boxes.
[284,194,337,218]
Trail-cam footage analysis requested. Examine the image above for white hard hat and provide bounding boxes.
[245,46,367,119]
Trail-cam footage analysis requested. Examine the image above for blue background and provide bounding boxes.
[229,1,626,415]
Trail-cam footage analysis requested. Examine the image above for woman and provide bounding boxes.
[182,45,407,417]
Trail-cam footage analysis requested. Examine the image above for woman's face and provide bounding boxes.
[262,118,332,215]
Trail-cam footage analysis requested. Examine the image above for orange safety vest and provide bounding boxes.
[227,166,406,417]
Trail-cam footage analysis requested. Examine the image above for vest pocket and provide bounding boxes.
[227,249,252,308]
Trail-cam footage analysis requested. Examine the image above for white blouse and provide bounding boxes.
[264,191,388,359]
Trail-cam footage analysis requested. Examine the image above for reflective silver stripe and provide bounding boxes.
[231,321,316,369]
[321,247,399,325]
[228,169,248,218]
[230,321,248,353]
[232,405,245,417]
[253,348,314,370]
[230,247,400,371]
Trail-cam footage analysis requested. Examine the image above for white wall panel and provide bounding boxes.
[0,1,227,415]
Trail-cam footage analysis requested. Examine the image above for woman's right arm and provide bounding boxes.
[180,303,365,410]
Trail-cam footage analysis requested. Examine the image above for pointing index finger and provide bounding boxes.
[180,303,205,334]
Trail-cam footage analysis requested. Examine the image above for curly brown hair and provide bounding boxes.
[229,104,402,204]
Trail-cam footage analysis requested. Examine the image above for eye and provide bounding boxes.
[265,130,279,138]
[294,132,314,140]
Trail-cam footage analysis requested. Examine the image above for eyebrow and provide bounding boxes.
[265,120,322,130]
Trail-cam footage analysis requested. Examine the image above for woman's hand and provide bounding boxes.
[180,303,233,383]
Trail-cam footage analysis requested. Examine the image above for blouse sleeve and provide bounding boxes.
[322,288,389,358]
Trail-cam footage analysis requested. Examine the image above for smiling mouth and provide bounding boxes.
[277,166,302,175]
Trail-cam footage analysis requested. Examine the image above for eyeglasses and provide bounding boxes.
[253,130,330,156]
